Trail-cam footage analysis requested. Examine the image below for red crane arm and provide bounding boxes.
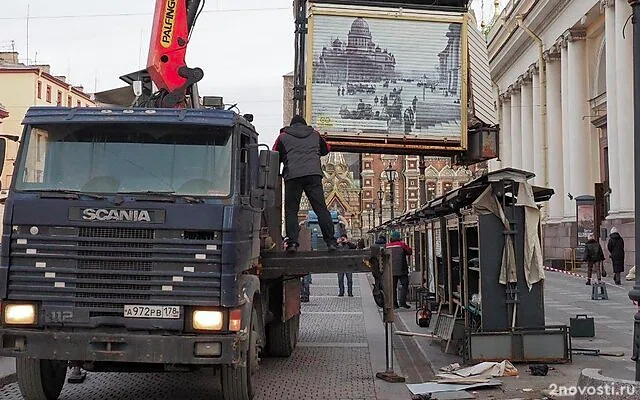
[147,0,203,107]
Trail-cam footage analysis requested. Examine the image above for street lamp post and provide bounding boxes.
[377,188,383,225]
[419,156,426,206]
[628,0,640,381]
[385,163,397,220]
[371,202,376,229]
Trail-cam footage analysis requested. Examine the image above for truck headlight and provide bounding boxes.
[4,304,36,325]
[193,310,223,331]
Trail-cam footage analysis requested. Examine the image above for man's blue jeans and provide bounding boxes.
[338,273,353,296]
[301,274,311,298]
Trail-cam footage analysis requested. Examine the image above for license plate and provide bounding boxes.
[123,305,180,319]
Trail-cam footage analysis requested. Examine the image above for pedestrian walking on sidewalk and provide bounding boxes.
[607,227,625,285]
[337,234,356,297]
[583,233,605,285]
[273,115,337,253]
[386,231,412,309]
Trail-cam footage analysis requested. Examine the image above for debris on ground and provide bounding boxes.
[436,360,518,380]
[406,379,502,395]
[529,365,549,376]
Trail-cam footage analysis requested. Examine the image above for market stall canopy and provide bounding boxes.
[416,168,553,220]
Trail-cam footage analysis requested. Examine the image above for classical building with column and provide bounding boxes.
[488,0,634,268]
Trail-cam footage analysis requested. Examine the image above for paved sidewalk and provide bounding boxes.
[0,357,15,386]
[390,269,640,399]
[0,273,416,399]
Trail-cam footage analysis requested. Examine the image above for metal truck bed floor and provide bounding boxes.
[260,248,380,279]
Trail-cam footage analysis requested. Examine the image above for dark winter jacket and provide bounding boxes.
[272,123,329,181]
[374,236,386,248]
[607,233,625,272]
[583,239,605,263]
[386,240,412,276]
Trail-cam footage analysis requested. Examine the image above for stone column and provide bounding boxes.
[616,0,635,214]
[501,94,512,167]
[561,40,573,217]
[532,66,544,185]
[545,49,564,220]
[510,86,522,169]
[520,76,534,173]
[566,29,592,197]
[603,0,621,214]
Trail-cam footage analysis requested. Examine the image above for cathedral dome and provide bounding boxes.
[349,17,372,39]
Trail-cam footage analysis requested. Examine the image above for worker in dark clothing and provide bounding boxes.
[607,227,625,285]
[583,233,605,285]
[386,231,412,309]
[337,234,356,297]
[273,115,337,253]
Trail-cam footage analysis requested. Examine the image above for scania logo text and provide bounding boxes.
[82,209,152,222]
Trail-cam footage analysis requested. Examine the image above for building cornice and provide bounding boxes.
[565,28,587,42]
[488,0,576,82]
[0,67,93,102]
[600,0,615,10]
[543,49,561,62]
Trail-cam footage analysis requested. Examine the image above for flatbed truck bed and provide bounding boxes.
[259,247,380,279]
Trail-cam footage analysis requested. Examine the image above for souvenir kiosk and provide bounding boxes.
[420,169,570,363]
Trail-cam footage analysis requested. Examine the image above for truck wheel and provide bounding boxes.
[266,314,299,357]
[16,358,67,400]
[220,308,257,400]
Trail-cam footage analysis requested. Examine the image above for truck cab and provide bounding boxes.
[0,106,293,400]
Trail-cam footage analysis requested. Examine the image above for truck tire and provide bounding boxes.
[220,308,258,400]
[266,314,299,357]
[16,358,67,400]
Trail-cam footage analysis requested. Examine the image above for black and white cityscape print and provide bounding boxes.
[310,14,463,138]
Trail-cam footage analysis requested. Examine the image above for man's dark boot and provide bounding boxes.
[327,242,337,252]
[286,241,299,254]
[585,279,591,285]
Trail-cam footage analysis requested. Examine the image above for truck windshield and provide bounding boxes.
[14,123,233,196]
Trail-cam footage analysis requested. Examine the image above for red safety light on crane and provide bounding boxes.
[147,0,205,108]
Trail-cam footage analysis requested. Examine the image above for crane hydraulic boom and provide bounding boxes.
[147,0,204,107]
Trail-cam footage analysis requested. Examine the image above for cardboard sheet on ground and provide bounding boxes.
[436,360,518,380]
[407,379,502,394]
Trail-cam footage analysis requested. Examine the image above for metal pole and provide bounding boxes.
[293,0,308,117]
[375,250,404,383]
[419,156,426,206]
[390,180,395,220]
[628,0,640,381]
[379,195,383,226]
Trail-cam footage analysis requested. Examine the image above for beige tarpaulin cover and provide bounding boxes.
[436,360,519,380]
[472,185,517,284]
[515,182,545,289]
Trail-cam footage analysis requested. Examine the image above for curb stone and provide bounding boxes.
[575,368,640,399]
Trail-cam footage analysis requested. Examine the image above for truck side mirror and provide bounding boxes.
[258,149,279,189]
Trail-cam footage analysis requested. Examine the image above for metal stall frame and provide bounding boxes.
[464,325,572,364]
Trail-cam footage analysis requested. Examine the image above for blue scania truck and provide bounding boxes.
[0,107,374,400]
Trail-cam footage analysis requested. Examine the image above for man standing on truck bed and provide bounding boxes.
[274,115,337,253]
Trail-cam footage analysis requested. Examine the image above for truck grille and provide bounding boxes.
[7,225,223,323]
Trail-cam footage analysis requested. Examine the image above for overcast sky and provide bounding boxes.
[0,0,502,146]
